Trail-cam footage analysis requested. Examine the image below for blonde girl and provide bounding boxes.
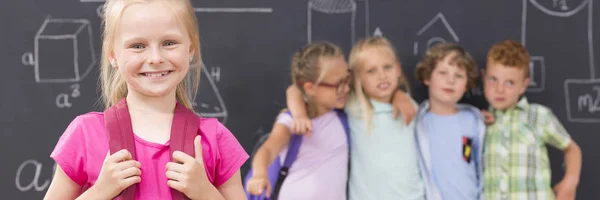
[44,0,248,199]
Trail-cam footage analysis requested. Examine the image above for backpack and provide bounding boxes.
[104,99,199,200]
[243,109,351,200]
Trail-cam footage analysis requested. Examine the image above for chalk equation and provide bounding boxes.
[15,159,56,192]
[564,79,600,122]
[577,86,600,113]
[56,84,82,108]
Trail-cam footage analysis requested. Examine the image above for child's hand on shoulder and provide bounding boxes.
[166,135,212,199]
[246,174,272,198]
[392,91,416,124]
[480,109,495,125]
[291,116,312,137]
[92,150,142,199]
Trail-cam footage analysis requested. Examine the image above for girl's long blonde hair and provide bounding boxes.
[348,36,411,129]
[99,0,201,110]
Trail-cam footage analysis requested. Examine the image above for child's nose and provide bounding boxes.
[377,70,387,79]
[148,47,164,65]
[447,76,456,84]
[495,84,505,93]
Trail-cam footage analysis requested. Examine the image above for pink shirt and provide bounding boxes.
[50,112,249,199]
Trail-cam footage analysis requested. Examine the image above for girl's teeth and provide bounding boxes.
[144,71,169,77]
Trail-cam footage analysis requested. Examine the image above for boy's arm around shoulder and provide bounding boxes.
[391,90,417,125]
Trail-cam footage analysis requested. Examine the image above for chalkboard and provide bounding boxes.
[2,0,599,199]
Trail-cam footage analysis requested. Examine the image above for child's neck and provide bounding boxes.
[309,103,331,118]
[125,89,178,144]
[126,89,177,116]
[370,95,392,104]
[429,98,459,115]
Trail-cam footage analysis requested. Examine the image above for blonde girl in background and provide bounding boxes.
[286,36,424,200]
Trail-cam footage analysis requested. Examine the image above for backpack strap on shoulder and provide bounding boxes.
[105,99,197,200]
[169,103,199,200]
[271,111,303,200]
[105,99,138,200]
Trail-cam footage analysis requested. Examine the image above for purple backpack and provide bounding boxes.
[243,109,351,200]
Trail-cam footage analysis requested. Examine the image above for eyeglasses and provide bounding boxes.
[297,76,350,95]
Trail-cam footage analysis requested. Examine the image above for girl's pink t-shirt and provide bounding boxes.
[50,112,249,199]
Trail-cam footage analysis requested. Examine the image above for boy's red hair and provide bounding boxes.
[486,40,530,77]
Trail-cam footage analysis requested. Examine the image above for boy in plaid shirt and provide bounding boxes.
[482,40,582,200]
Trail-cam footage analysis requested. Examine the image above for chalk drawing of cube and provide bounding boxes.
[35,19,96,83]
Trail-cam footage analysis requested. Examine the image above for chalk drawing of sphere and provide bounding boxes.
[529,0,589,17]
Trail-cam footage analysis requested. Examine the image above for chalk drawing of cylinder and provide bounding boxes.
[32,19,96,83]
[522,0,592,80]
[308,0,356,53]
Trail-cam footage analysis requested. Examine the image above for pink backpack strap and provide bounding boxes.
[105,99,138,200]
[169,103,199,200]
[105,99,199,200]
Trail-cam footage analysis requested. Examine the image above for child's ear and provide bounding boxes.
[109,52,117,69]
[424,78,431,86]
[395,63,403,77]
[303,82,316,96]
[189,47,195,61]
[520,77,530,94]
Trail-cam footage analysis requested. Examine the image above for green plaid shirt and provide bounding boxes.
[483,97,571,200]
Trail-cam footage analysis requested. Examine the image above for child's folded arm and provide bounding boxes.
[553,140,581,199]
[541,107,581,198]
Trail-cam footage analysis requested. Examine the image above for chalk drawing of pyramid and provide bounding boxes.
[187,62,228,124]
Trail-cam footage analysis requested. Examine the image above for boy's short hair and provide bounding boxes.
[415,42,478,89]
[486,40,530,77]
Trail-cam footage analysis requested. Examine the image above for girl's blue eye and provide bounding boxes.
[130,44,145,49]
